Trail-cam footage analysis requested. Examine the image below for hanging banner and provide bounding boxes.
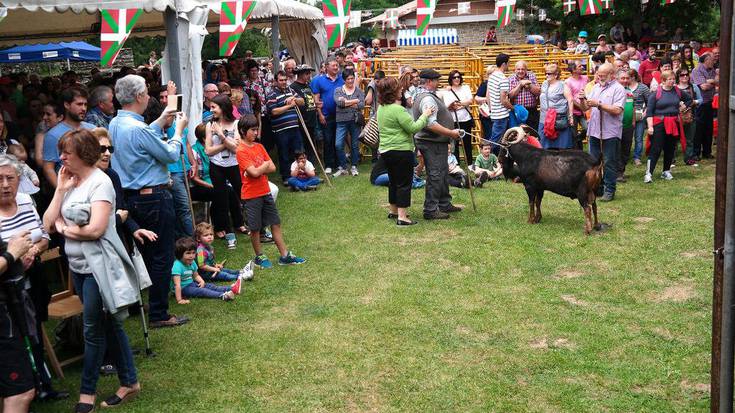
[660,0,675,5]
[100,9,143,67]
[323,0,351,48]
[538,8,547,20]
[349,10,362,28]
[496,0,516,28]
[577,0,602,15]
[602,0,613,10]
[416,0,436,36]
[564,0,577,14]
[384,8,399,30]
[516,9,525,20]
[219,1,257,57]
[457,2,471,14]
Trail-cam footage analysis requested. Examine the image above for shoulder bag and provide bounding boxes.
[359,116,380,149]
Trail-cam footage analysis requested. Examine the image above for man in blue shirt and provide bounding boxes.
[42,87,95,187]
[85,85,115,128]
[109,74,190,329]
[310,56,344,174]
[267,70,304,182]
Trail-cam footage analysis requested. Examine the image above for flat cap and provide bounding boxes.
[294,64,315,73]
[419,68,441,79]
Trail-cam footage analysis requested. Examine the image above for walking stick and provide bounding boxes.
[294,105,333,188]
[129,251,154,357]
[458,130,478,212]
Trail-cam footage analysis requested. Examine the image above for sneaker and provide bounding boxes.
[222,290,236,301]
[599,192,615,202]
[254,254,273,269]
[225,233,237,250]
[350,166,359,176]
[231,278,242,295]
[260,231,274,244]
[324,167,332,174]
[278,251,306,265]
[333,167,347,177]
[661,170,674,180]
[643,173,653,183]
[240,261,254,281]
[306,185,318,191]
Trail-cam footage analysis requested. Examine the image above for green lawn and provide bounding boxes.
[37,157,714,412]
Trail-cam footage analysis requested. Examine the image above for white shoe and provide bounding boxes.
[333,167,347,177]
[240,261,254,281]
[661,170,673,180]
[222,290,236,301]
[350,166,359,176]
[324,167,332,175]
[643,173,652,183]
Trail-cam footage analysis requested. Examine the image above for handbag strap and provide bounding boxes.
[450,88,472,118]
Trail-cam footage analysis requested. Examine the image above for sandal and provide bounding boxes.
[100,385,140,408]
[75,402,95,413]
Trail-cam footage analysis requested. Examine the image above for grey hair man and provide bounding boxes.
[85,85,115,128]
[412,69,462,220]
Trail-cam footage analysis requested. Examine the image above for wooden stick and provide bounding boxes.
[294,105,333,188]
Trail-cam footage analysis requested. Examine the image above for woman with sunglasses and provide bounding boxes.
[676,68,702,165]
[442,70,475,164]
[539,63,575,149]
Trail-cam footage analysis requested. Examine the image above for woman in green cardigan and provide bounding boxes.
[376,77,434,226]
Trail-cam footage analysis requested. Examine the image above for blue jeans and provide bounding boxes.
[322,116,337,169]
[275,128,305,181]
[373,174,390,186]
[335,120,362,168]
[588,136,620,195]
[72,273,137,396]
[170,172,194,239]
[490,117,509,155]
[633,119,647,160]
[181,283,231,299]
[201,268,240,282]
[126,188,176,322]
[287,176,321,190]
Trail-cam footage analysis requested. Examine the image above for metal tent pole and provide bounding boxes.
[164,7,182,87]
[271,13,280,72]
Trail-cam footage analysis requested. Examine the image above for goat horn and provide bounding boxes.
[502,127,526,145]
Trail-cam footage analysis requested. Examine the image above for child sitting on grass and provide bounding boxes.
[195,222,254,282]
[287,152,321,191]
[236,115,306,269]
[469,144,503,188]
[447,144,468,188]
[171,237,242,303]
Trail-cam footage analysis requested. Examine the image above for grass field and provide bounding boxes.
[36,157,715,413]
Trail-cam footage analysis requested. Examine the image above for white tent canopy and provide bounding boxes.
[0,0,327,132]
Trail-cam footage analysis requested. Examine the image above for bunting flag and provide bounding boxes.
[496,0,516,28]
[349,10,362,28]
[602,0,613,10]
[416,0,436,36]
[219,1,257,57]
[563,0,577,14]
[384,8,399,29]
[323,0,351,48]
[577,0,602,15]
[516,9,525,20]
[457,1,471,14]
[100,9,143,67]
[538,8,547,20]
[660,0,675,5]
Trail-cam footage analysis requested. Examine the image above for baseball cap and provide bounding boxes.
[578,31,588,38]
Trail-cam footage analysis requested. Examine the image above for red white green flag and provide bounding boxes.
[577,0,602,14]
[100,9,143,67]
[496,0,516,28]
[416,0,436,36]
[601,0,613,10]
[219,1,257,57]
[563,0,577,14]
[323,0,351,48]
[660,0,675,5]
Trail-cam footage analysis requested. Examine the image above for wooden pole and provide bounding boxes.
[294,104,333,188]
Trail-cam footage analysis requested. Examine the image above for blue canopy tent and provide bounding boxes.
[0,41,100,64]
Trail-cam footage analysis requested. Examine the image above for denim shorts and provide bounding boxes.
[242,195,281,232]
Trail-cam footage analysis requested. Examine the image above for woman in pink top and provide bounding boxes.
[565,61,589,149]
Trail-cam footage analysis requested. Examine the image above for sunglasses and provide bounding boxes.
[545,72,557,76]
[679,73,689,76]
[99,145,114,154]
[451,76,462,79]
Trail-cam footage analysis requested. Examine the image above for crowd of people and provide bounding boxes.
[0,22,720,411]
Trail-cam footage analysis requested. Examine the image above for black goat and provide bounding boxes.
[499,127,604,235]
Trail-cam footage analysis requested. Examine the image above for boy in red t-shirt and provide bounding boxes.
[236,115,306,268]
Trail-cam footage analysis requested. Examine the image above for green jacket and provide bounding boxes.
[377,103,428,152]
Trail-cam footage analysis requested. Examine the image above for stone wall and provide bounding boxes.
[431,21,527,46]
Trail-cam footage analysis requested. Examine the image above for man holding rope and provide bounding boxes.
[412,69,462,220]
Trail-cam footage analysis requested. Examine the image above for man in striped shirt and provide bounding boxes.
[266,70,305,183]
[487,53,514,153]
